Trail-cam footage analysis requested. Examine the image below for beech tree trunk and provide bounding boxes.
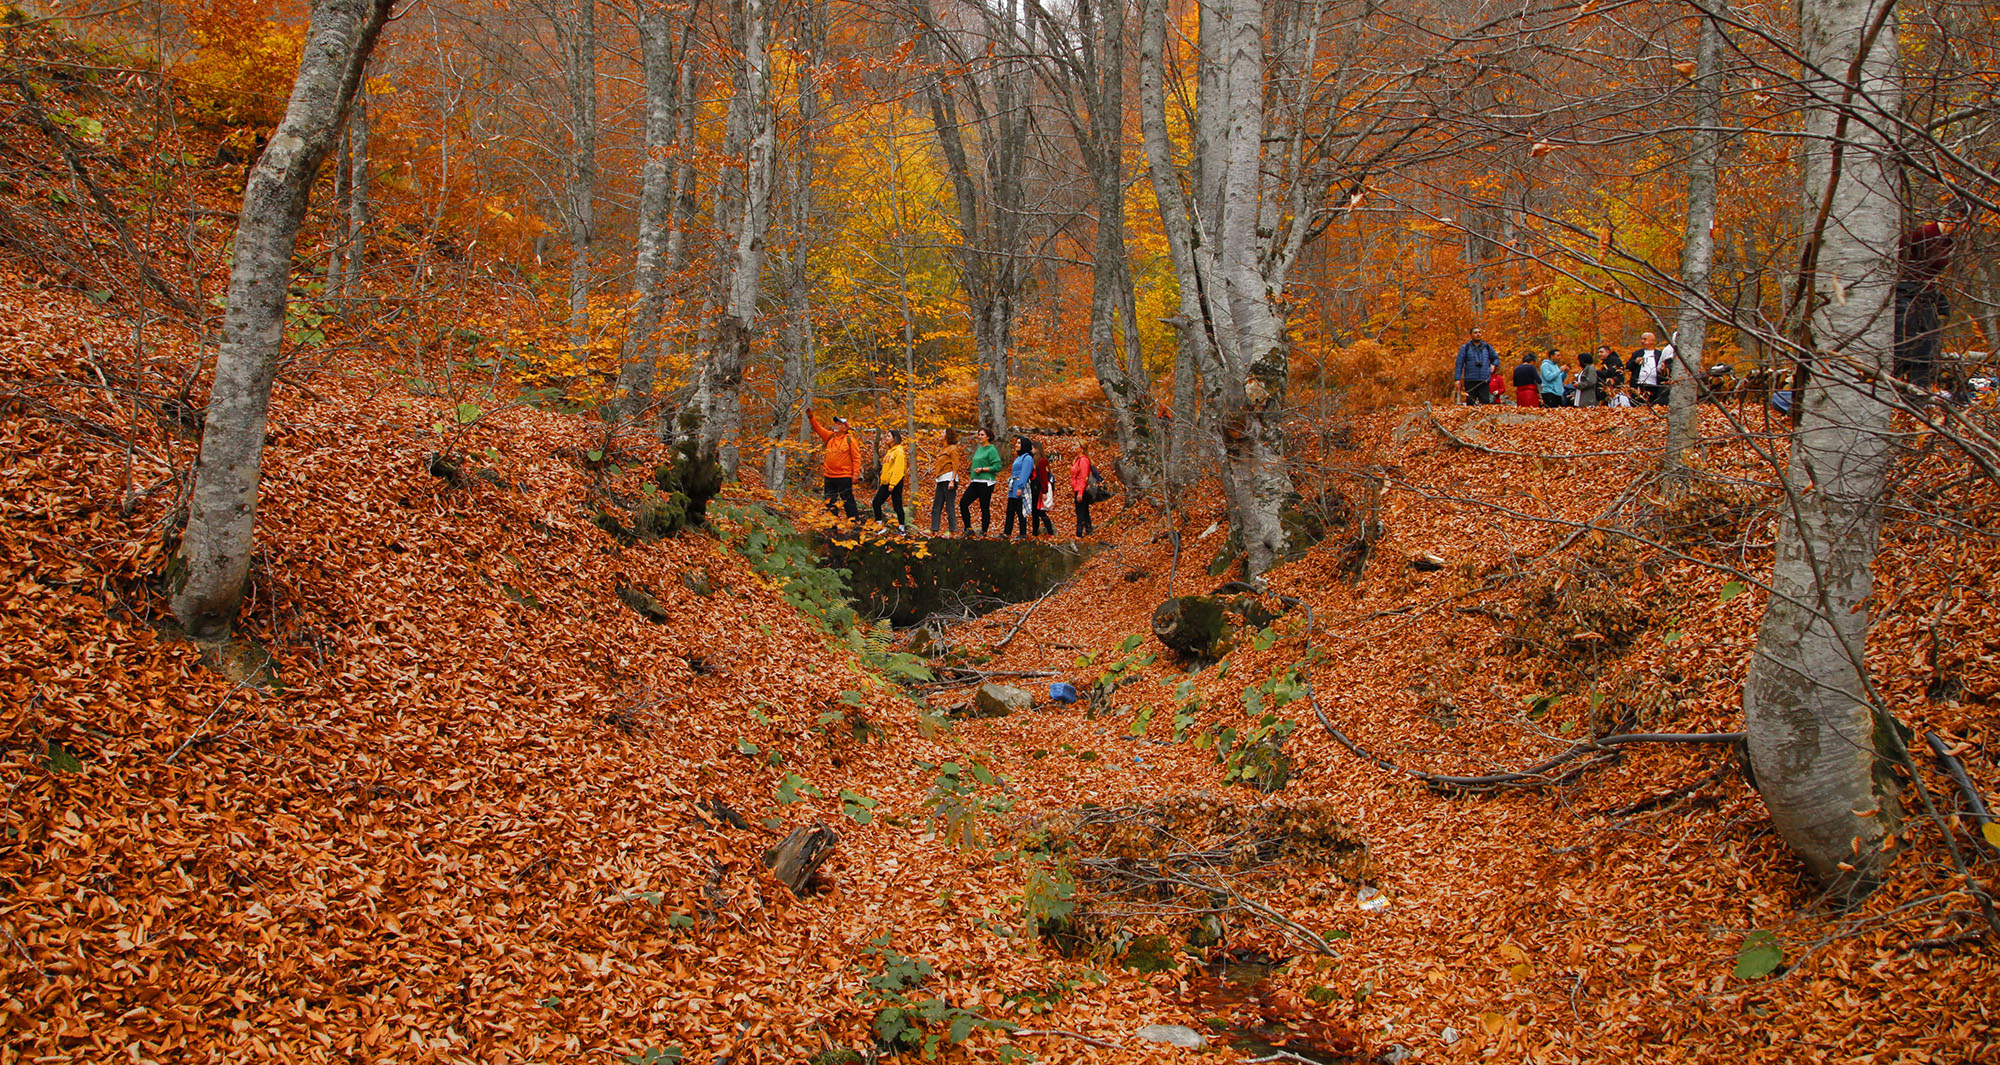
[1666,6,1725,481]
[912,0,1032,442]
[563,0,597,363]
[698,0,776,476]
[763,2,824,495]
[613,0,693,421]
[1139,0,1297,579]
[341,80,370,298]
[1743,0,1902,901]
[1140,0,1209,494]
[172,0,394,638]
[1036,0,1155,495]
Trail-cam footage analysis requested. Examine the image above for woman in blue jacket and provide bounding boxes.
[1539,351,1568,407]
[1003,437,1036,538]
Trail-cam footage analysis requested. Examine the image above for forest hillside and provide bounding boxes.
[7,271,1999,1060]
[3,5,1999,1064]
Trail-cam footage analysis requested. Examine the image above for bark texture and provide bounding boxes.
[563,0,598,363]
[613,0,694,421]
[1744,0,1902,900]
[172,0,394,638]
[1666,6,1725,479]
[763,2,824,495]
[698,0,776,476]
[1138,0,1301,579]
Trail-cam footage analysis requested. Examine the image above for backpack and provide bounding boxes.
[1082,467,1111,504]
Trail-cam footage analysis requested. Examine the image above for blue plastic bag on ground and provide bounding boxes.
[1049,682,1079,704]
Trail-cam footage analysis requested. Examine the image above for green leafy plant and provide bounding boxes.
[918,756,1010,848]
[776,772,822,804]
[1733,930,1784,980]
[859,938,1013,1059]
[1017,856,1078,937]
[715,503,927,688]
[1187,661,1311,790]
[39,739,82,773]
[840,788,880,825]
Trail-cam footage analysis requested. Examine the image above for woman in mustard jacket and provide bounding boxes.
[871,430,908,530]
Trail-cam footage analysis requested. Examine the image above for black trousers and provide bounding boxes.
[959,481,994,534]
[1896,283,1947,388]
[1003,495,1028,537]
[871,479,906,525]
[823,476,858,518]
[931,482,958,534]
[1074,498,1093,536]
[1462,378,1491,405]
[1032,504,1053,535]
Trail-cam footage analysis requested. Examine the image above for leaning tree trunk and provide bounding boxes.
[172,0,394,638]
[1666,4,1725,483]
[1743,0,1902,901]
[1066,0,1154,495]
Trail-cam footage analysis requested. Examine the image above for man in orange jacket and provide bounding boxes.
[807,407,862,519]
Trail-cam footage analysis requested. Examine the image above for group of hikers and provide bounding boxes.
[1450,204,1980,409]
[805,408,1109,538]
[1453,326,1683,408]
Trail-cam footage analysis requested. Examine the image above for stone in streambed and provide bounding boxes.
[967,683,1033,718]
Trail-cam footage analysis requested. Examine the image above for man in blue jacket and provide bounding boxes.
[1454,327,1498,404]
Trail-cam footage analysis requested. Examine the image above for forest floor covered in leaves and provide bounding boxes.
[4,264,1998,1064]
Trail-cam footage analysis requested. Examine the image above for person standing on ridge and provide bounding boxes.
[1512,352,1542,407]
[1896,201,1969,389]
[1597,345,1625,393]
[1004,436,1036,538]
[1455,326,1499,404]
[1071,446,1097,537]
[1030,447,1055,536]
[929,428,961,536]
[1573,351,1601,407]
[807,406,862,519]
[871,429,908,531]
[1539,350,1568,407]
[1629,333,1668,404]
[959,428,1001,536]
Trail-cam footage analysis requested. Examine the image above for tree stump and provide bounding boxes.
[765,823,838,896]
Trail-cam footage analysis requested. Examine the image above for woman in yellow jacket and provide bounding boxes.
[870,429,909,530]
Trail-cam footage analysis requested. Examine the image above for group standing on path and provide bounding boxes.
[806,405,1109,540]
[1458,325,1674,408]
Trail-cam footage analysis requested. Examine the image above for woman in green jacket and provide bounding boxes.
[958,428,1001,536]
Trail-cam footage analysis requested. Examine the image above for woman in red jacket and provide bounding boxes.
[1070,447,1097,536]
